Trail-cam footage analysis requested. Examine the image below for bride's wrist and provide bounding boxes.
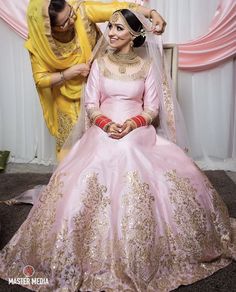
[104,122,115,133]
[125,119,137,130]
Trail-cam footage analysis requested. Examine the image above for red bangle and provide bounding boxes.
[99,119,111,129]
[138,115,147,126]
[131,115,147,127]
[94,115,112,130]
[132,117,141,127]
[95,115,107,126]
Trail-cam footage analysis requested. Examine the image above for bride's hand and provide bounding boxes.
[107,123,123,139]
[117,120,136,138]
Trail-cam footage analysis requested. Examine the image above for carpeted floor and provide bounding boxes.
[0,171,235,292]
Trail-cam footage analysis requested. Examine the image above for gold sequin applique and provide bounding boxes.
[121,171,157,288]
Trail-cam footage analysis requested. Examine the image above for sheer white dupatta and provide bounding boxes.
[132,11,189,151]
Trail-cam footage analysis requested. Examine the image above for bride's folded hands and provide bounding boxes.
[107,120,137,139]
[107,122,123,139]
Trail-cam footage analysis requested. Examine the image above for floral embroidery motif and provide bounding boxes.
[165,169,210,259]
[72,173,110,265]
[121,170,157,286]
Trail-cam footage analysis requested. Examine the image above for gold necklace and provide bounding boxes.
[107,50,140,74]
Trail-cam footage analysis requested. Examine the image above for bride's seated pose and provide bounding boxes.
[0,8,235,292]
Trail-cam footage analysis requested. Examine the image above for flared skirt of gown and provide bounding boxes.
[0,125,235,292]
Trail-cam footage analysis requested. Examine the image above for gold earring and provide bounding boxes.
[130,40,134,47]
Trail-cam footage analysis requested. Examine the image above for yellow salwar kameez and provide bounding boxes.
[25,0,138,153]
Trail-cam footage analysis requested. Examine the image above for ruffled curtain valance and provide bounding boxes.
[0,0,28,38]
[178,0,236,71]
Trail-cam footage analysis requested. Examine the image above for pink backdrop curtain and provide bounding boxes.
[0,0,235,72]
[0,0,28,39]
[178,0,236,71]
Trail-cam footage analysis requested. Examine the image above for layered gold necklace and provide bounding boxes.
[107,50,140,74]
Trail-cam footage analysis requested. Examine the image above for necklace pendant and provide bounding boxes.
[119,65,126,74]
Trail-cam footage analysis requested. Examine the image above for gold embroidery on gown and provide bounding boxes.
[121,171,157,284]
[1,169,235,291]
[72,173,110,266]
[0,173,66,289]
[165,169,234,258]
[162,74,176,143]
[165,169,209,257]
[98,53,151,81]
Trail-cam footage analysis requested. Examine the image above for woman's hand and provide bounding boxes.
[119,120,136,138]
[108,120,135,139]
[150,10,167,35]
[63,63,91,80]
[107,123,123,139]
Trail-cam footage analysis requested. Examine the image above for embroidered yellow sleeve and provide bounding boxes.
[30,53,52,88]
[83,1,138,23]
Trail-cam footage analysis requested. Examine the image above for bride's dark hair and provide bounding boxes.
[119,9,146,48]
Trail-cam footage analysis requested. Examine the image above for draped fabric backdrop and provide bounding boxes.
[0,0,235,170]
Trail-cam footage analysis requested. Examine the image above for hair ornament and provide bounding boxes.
[140,28,146,37]
[111,11,143,37]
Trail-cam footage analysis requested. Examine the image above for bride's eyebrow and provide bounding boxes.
[114,23,125,28]
[108,21,125,29]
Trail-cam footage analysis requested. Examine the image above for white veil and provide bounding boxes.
[132,11,189,151]
[60,9,189,161]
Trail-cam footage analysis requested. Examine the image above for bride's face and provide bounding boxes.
[108,13,133,52]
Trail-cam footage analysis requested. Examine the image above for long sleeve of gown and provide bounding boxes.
[83,1,138,23]
[142,64,160,120]
[85,60,113,130]
[85,60,101,112]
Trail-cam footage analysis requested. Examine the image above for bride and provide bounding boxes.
[0,8,235,292]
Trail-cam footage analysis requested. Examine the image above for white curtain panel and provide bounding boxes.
[0,0,235,170]
[0,18,56,164]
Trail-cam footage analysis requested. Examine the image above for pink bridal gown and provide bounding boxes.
[0,59,235,292]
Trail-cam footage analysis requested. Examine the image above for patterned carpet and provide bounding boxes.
[0,171,235,292]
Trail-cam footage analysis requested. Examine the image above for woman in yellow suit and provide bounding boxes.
[26,0,166,155]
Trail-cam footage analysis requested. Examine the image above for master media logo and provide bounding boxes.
[8,265,49,286]
[23,265,35,277]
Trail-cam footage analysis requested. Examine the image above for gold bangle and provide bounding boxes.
[149,9,157,21]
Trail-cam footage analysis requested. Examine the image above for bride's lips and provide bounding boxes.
[109,37,118,44]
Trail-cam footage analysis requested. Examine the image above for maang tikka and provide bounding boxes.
[111,11,146,37]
